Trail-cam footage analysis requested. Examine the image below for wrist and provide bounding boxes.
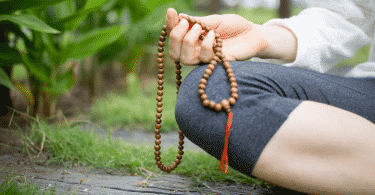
[255,24,297,62]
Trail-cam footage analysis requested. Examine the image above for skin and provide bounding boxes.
[165,8,375,194]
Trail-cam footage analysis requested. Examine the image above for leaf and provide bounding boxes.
[20,52,52,85]
[84,0,108,10]
[14,81,33,106]
[63,25,127,61]
[0,14,60,34]
[0,45,22,63]
[0,0,66,15]
[44,67,75,97]
[0,67,14,89]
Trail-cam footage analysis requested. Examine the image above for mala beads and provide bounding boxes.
[155,16,239,173]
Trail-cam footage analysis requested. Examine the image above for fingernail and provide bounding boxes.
[192,24,201,30]
[208,30,214,36]
[180,18,188,25]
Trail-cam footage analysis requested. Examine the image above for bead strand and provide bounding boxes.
[155,15,238,173]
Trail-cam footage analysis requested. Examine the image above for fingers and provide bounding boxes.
[169,18,189,61]
[165,8,179,35]
[200,30,215,63]
[181,23,202,65]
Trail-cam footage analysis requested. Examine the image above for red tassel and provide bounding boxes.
[219,111,233,173]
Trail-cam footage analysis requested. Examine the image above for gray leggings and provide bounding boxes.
[175,61,375,176]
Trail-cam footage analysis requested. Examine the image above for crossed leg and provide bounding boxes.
[252,100,375,194]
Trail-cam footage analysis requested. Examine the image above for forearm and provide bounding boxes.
[255,24,298,62]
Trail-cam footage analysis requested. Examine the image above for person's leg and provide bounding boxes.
[252,101,375,194]
[175,61,375,194]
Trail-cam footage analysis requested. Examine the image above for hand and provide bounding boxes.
[164,8,269,65]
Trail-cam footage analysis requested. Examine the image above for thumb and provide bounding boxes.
[178,13,221,32]
[165,8,179,35]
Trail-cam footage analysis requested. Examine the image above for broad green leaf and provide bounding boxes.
[0,45,22,63]
[84,0,107,10]
[0,67,14,89]
[20,52,52,85]
[44,67,75,97]
[55,8,91,31]
[0,14,60,34]
[63,25,127,60]
[0,0,66,15]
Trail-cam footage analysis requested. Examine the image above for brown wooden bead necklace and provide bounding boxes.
[155,15,239,173]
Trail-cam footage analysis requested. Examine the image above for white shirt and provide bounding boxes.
[253,0,375,77]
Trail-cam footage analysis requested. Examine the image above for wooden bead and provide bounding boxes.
[200,94,208,101]
[158,69,164,74]
[209,101,216,109]
[163,25,167,31]
[221,99,230,109]
[176,75,182,80]
[156,113,162,119]
[205,69,212,76]
[155,151,161,156]
[229,97,236,105]
[155,134,161,139]
[215,42,222,48]
[203,74,209,79]
[229,77,236,83]
[154,145,160,151]
[157,74,164,80]
[176,80,182,85]
[215,33,220,39]
[198,89,205,96]
[158,47,164,52]
[200,78,207,85]
[161,30,167,36]
[157,101,163,107]
[178,150,184,155]
[177,154,182,159]
[158,80,164,85]
[175,70,181,74]
[155,156,161,161]
[216,38,222,43]
[156,119,161,124]
[223,61,230,67]
[214,47,222,53]
[226,68,233,75]
[206,27,211,32]
[156,96,162,102]
[158,63,164,69]
[179,135,184,140]
[157,90,163,96]
[159,36,166,42]
[178,145,184,150]
[213,56,219,62]
[199,35,204,40]
[228,72,234,78]
[155,129,160,134]
[203,99,210,106]
[158,41,165,47]
[156,161,161,165]
[230,82,238,88]
[175,159,181,165]
[209,60,217,67]
[207,64,215,71]
[157,104,163,111]
[231,87,238,93]
[157,58,164,63]
[155,124,161,129]
[215,103,223,112]
[215,52,223,59]
[158,85,163,90]
[231,93,238,100]
[171,162,177,168]
[157,53,164,58]
[198,83,206,90]
[179,130,184,135]
[179,140,184,145]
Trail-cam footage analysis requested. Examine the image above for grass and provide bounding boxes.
[0,117,273,194]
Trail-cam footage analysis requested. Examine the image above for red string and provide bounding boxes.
[219,111,233,174]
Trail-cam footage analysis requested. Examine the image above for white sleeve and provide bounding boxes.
[262,7,372,73]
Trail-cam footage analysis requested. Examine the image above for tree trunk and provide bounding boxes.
[278,0,291,18]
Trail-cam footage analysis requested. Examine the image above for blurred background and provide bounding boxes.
[0,0,368,132]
